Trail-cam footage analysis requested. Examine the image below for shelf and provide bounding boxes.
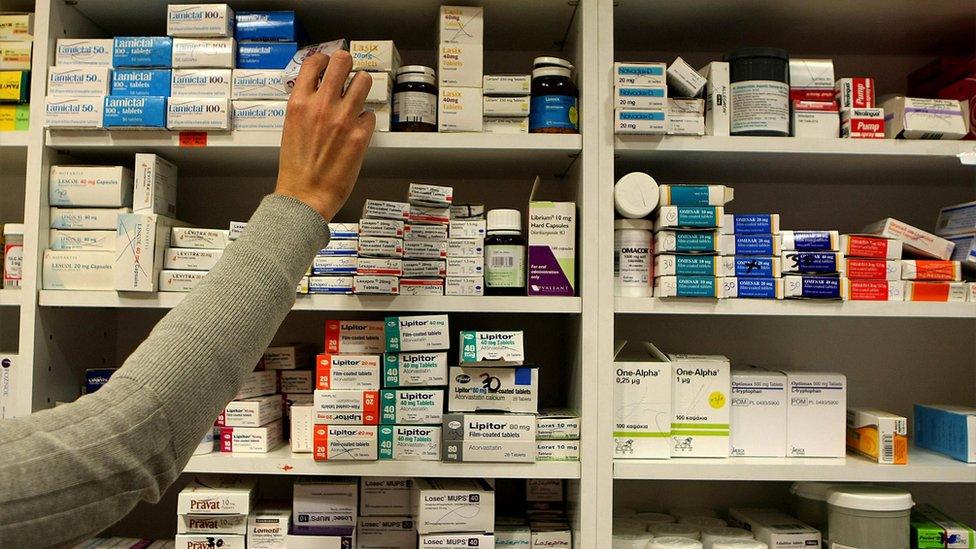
[613,447,976,483]
[39,290,583,313]
[0,132,29,148]
[0,290,21,306]
[185,446,581,478]
[614,298,976,318]
[46,131,582,177]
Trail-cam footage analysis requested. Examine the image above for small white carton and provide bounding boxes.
[354,275,400,295]
[670,353,731,458]
[164,248,223,271]
[166,4,235,37]
[483,74,531,96]
[167,97,231,130]
[170,68,232,98]
[263,343,313,370]
[350,40,401,73]
[445,276,484,296]
[359,477,413,516]
[133,153,178,216]
[358,517,416,548]
[290,405,313,453]
[44,96,105,128]
[729,508,820,549]
[231,100,286,130]
[667,56,706,97]
[448,365,539,413]
[380,389,444,425]
[697,61,730,136]
[115,212,183,292]
[403,239,447,260]
[614,108,667,134]
[177,513,248,534]
[378,425,442,461]
[408,183,454,207]
[414,478,494,534]
[536,440,580,462]
[384,314,450,352]
[293,480,358,535]
[171,227,230,249]
[614,62,666,87]
[246,507,290,549]
[613,342,672,459]
[363,199,410,221]
[171,37,236,68]
[324,320,385,354]
[278,370,313,393]
[405,224,448,241]
[175,534,244,549]
[50,207,131,230]
[784,371,847,457]
[421,534,494,549]
[312,425,379,461]
[536,409,581,440]
[399,278,445,296]
[219,394,282,428]
[232,69,287,99]
[49,229,115,251]
[483,116,529,134]
[459,331,524,364]
[792,100,839,138]
[730,368,787,457]
[360,218,404,238]
[55,38,114,66]
[882,96,967,140]
[449,220,487,239]
[177,475,256,515]
[446,238,484,257]
[438,5,484,44]
[442,412,537,462]
[438,42,482,88]
[383,351,448,387]
[218,418,283,453]
[49,165,133,207]
[484,96,530,117]
[315,353,381,390]
[935,200,976,237]
[47,66,112,97]
[313,389,380,425]
[446,256,483,276]
[863,217,955,260]
[439,87,483,132]
[42,250,114,290]
[233,369,276,399]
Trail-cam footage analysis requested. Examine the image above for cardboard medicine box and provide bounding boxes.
[613,342,672,459]
[846,407,908,464]
[293,480,358,534]
[730,368,787,457]
[784,371,847,457]
[312,425,378,461]
[384,314,450,352]
[670,353,731,457]
[414,478,494,534]
[528,200,576,296]
[177,475,257,515]
[359,477,413,516]
[315,353,381,390]
[448,365,539,413]
[442,412,537,463]
[378,425,441,461]
[459,330,524,363]
[383,351,448,387]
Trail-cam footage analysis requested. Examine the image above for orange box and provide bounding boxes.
[901,260,962,281]
[314,353,380,390]
[846,408,908,465]
[905,281,968,302]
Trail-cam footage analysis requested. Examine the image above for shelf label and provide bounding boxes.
[179,131,208,147]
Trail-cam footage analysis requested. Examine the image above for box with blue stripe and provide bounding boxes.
[447,365,539,413]
[111,69,171,96]
[732,256,781,278]
[615,108,666,134]
[615,86,667,109]
[721,213,781,235]
[732,277,783,299]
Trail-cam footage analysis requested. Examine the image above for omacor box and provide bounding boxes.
[50,165,133,207]
[234,369,276,399]
[42,250,114,290]
[219,393,282,427]
[846,407,908,464]
[315,353,381,390]
[115,213,184,292]
[902,260,962,281]
[439,87,483,132]
[730,368,787,457]
[219,418,284,453]
[166,4,235,37]
[134,153,177,216]
[378,425,441,461]
[47,66,111,97]
[175,534,244,549]
[313,389,380,425]
[882,96,967,139]
[167,97,231,130]
[537,409,581,440]
[384,314,450,352]
[350,40,400,73]
[177,513,247,534]
[312,425,378,461]
[104,96,167,129]
[293,480,358,534]
[264,343,313,370]
[841,107,885,138]
[438,5,484,44]
[459,331,524,364]
[841,234,903,259]
[905,281,968,302]
[171,227,229,249]
[380,389,444,424]
[383,351,448,387]
[55,39,114,66]
[442,413,536,462]
[177,475,256,515]
[863,217,955,259]
[50,207,131,230]
[784,371,847,457]
[414,478,494,534]
[232,69,287,99]
[670,353,731,457]
[44,96,104,128]
[359,477,413,516]
[325,320,385,354]
[448,365,539,413]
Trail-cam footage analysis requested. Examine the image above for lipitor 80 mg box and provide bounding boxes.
[459,331,524,364]
[442,412,536,462]
[312,425,378,461]
[384,315,450,352]
[413,478,494,534]
[448,365,539,413]
[670,353,731,458]
[219,393,282,427]
[383,351,448,387]
[380,389,444,425]
[378,425,441,461]
[325,320,385,354]
[784,371,846,457]
[315,353,380,390]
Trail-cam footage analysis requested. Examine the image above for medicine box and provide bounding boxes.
[935,200,976,237]
[313,255,356,276]
[246,507,290,548]
[442,412,537,463]
[0,103,29,130]
[654,276,734,298]
[438,5,484,44]
[172,37,235,69]
[353,275,400,295]
[789,59,834,94]
[731,369,787,457]
[49,229,115,251]
[655,254,735,277]
[103,96,167,129]
[115,213,183,292]
[42,250,114,290]
[170,227,229,250]
[378,425,441,461]
[359,477,413,516]
[405,224,448,241]
[841,107,885,139]
[50,166,134,208]
[384,314,449,352]
[660,184,734,207]
[537,409,581,440]
[449,220,486,239]
[882,96,967,140]
[358,517,415,548]
[237,42,297,70]
[315,353,380,390]
[783,275,844,299]
[44,96,104,128]
[902,260,961,281]
[171,68,232,98]
[484,116,529,134]
[219,418,283,453]
[721,213,779,235]
[841,234,903,259]
[290,405,313,452]
[133,153,177,216]
[913,404,975,463]
[842,259,900,280]
[729,508,821,549]
[234,369,276,400]
[176,535,244,549]
[178,513,248,535]
[408,183,454,207]
[670,354,731,457]
[319,239,357,257]
[313,389,380,425]
[947,233,976,266]
[835,77,875,109]
[667,115,705,136]
[420,534,495,549]
[792,100,839,139]
[0,13,32,39]
[283,40,348,90]
[383,352,448,387]
[0,41,30,70]
[84,368,116,393]
[730,257,782,278]
[781,251,842,274]
[730,277,783,299]
[537,440,580,462]
[312,425,378,461]
[325,320,385,354]
[655,206,724,230]
[439,87,483,132]
[400,278,445,296]
[293,480,358,535]
[459,331,524,364]
[235,11,301,42]
[863,217,955,260]
[446,257,482,277]
[614,108,666,134]
[350,40,400,73]
[380,389,444,425]
[167,97,231,130]
[402,239,445,260]
[278,370,312,393]
[50,207,130,230]
[55,39,114,66]
[402,260,446,278]
[697,61,730,136]
[326,222,358,240]
[528,200,576,296]
[350,71,391,103]
[177,475,256,515]
[47,66,111,97]
[284,534,352,549]
[448,365,539,413]
[355,258,401,277]
[667,56,706,97]
[613,342,672,459]
[363,199,410,221]
[904,281,968,302]
[232,69,287,99]
[446,277,482,297]
[110,69,171,96]
[360,218,404,238]
[113,37,172,68]
[484,74,531,96]
[446,238,483,258]
[264,343,312,370]
[784,371,846,457]
[911,504,975,549]
[846,407,908,464]
[220,393,282,427]
[167,4,234,37]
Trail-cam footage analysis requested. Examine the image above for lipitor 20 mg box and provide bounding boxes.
[325,320,385,354]
[313,389,380,425]
[315,353,381,390]
[312,425,378,461]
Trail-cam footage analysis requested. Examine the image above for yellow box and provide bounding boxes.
[0,70,28,102]
[0,103,29,130]
[846,407,908,465]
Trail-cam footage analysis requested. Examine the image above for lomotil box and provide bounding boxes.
[670,353,730,457]
[613,342,672,459]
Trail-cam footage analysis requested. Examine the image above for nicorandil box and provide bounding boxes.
[111,69,172,96]
[102,96,167,129]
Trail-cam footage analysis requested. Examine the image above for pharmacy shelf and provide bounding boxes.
[612,447,976,483]
[45,131,583,177]
[0,290,21,306]
[185,447,581,478]
[616,135,976,159]
[39,290,583,313]
[614,298,976,318]
[0,132,30,148]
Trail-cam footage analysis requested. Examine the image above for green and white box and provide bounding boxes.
[383,352,448,387]
[670,353,731,458]
[536,440,580,461]
[384,315,450,352]
[380,389,444,425]
[378,425,441,461]
[459,331,524,364]
[613,342,672,459]
[536,409,581,440]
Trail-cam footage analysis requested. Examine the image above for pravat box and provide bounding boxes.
[325,320,385,354]
[312,425,378,461]
[784,371,846,457]
[315,353,381,390]
[219,418,283,453]
[731,369,787,457]
[863,217,955,259]
[442,412,536,462]
[448,365,539,413]
[177,475,256,515]
[380,389,444,425]
[613,342,672,459]
[47,66,112,97]
[219,394,282,427]
[383,351,448,387]
[670,353,730,458]
[378,425,441,461]
[313,389,380,425]
[177,513,248,535]
[176,534,244,549]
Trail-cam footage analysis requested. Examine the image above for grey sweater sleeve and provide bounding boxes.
[0,194,328,547]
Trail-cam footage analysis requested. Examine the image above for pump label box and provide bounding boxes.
[378,425,441,460]
[383,352,448,387]
[448,365,539,413]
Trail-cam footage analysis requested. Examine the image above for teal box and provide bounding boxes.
[111,69,172,96]
[103,96,167,129]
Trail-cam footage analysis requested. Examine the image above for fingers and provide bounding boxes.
[355,110,377,143]
[293,53,330,97]
[342,71,373,114]
[318,50,354,100]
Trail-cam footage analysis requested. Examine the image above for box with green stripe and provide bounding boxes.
[670,353,731,457]
[378,425,441,460]
[613,341,672,459]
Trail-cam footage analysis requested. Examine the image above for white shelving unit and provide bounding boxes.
[3,0,974,543]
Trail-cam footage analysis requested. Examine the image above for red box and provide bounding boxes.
[846,279,901,301]
[841,107,885,139]
[937,76,976,140]
[835,78,875,109]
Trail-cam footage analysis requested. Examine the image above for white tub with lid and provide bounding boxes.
[615,172,659,218]
[826,485,913,549]
[701,527,752,549]
[650,523,700,540]
[791,481,839,532]
[613,532,655,549]
[713,541,767,549]
[651,537,703,549]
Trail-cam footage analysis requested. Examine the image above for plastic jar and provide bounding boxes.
[485,209,526,295]
[680,517,728,529]
[636,511,676,525]
[826,485,914,549]
[3,223,24,289]
[650,537,703,549]
[725,47,790,136]
[700,527,753,549]
[393,65,437,132]
[613,532,654,549]
[530,56,578,133]
[615,172,660,219]
[649,523,701,540]
[712,541,767,549]
[790,481,840,532]
[614,219,653,297]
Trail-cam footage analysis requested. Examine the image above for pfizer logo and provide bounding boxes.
[455,374,471,383]
[448,420,461,429]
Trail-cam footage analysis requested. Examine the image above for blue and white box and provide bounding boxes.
[654,275,735,298]
[732,277,783,299]
[56,38,114,66]
[166,97,231,130]
[721,214,781,235]
[654,206,724,230]
[85,368,117,393]
[231,69,287,99]
[914,404,975,463]
[319,239,358,257]
[167,4,235,37]
[781,251,841,274]
[111,69,172,96]
[235,11,300,42]
[236,42,297,69]
[308,276,354,295]
[783,275,843,299]
[655,254,734,277]
[947,233,976,267]
[615,109,667,135]
[232,100,286,130]
[935,201,976,237]
[171,69,232,98]
[112,37,173,68]
[103,96,167,129]
[615,86,667,110]
[47,66,112,96]
[732,256,781,278]
[614,62,666,87]
[313,255,357,276]
[781,230,839,252]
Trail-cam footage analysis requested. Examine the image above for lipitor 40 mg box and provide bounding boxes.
[442,412,536,462]
[378,425,441,461]
[384,315,450,352]
[459,331,524,364]
[383,351,448,387]
[380,389,444,425]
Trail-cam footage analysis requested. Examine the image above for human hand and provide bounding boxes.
[275,51,376,221]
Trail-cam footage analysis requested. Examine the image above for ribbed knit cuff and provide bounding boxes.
[240,194,331,280]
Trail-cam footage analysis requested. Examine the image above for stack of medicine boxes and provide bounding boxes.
[357,198,406,295]
[444,330,539,463]
[482,73,531,134]
[357,478,417,546]
[46,38,113,129]
[309,222,359,295]
[106,34,173,129]
[652,185,730,298]
[718,206,786,301]
[437,5,484,133]
[523,479,574,546]
[664,57,706,136]
[613,61,667,135]
[231,11,299,131]
[216,346,288,454]
[416,478,496,547]
[837,75,883,139]
[350,40,399,132]
[900,256,964,301]
[0,13,32,129]
[404,184,451,294]
[292,480,358,543]
[839,234,904,301]
[160,223,229,292]
[446,195,485,297]
[778,224,848,300]
[44,164,134,291]
[176,476,256,547]
[535,410,582,462]
[165,3,235,131]
[789,58,840,138]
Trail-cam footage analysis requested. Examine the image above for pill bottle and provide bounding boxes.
[614,219,653,297]
[615,172,660,219]
[700,527,753,549]
[530,56,578,134]
[725,47,790,136]
[649,522,701,540]
[712,541,767,549]
[650,536,703,549]
[790,481,840,532]
[826,485,913,549]
[3,223,24,289]
[393,65,437,132]
[485,209,526,295]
